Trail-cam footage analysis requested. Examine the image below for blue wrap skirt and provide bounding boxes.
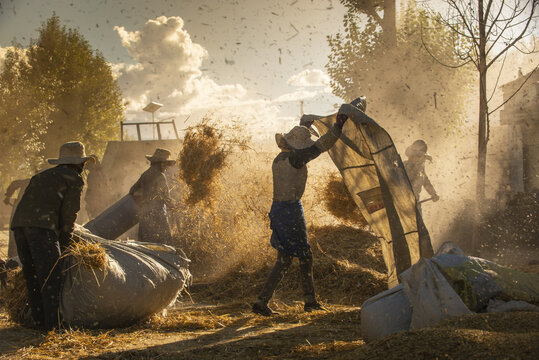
[269,200,310,257]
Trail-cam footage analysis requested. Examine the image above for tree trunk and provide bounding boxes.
[383,0,397,46]
[472,0,488,255]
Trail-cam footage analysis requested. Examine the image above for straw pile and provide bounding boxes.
[64,240,108,270]
[0,269,28,324]
[191,225,387,305]
[353,312,539,360]
[321,173,367,226]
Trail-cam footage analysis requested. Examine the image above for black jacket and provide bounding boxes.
[11,165,84,246]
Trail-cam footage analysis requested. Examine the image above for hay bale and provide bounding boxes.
[322,173,367,226]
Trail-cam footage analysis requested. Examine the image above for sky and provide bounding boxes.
[0,0,352,141]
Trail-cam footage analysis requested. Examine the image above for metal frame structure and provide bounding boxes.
[120,120,180,141]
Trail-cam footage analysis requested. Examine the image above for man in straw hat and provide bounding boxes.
[129,148,177,244]
[252,107,350,316]
[11,141,94,330]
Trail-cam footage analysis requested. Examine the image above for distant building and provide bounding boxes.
[499,69,539,193]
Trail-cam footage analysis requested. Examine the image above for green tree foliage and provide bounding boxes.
[327,5,474,136]
[0,15,124,186]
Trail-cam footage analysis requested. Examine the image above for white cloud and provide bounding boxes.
[287,69,330,87]
[273,89,318,102]
[112,16,304,140]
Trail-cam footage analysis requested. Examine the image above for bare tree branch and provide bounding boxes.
[486,1,507,38]
[488,51,508,103]
[484,0,496,23]
[447,0,481,48]
[488,65,538,115]
[420,20,474,68]
[487,9,535,67]
[364,8,383,26]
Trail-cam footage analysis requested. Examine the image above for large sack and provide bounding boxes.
[60,226,191,328]
[400,258,472,329]
[84,194,139,240]
[361,284,412,342]
[431,253,539,311]
[361,246,539,341]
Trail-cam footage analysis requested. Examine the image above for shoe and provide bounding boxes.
[304,301,327,312]
[252,302,278,316]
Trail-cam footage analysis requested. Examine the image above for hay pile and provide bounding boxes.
[191,225,387,305]
[321,173,367,226]
[0,269,28,324]
[178,118,250,205]
[354,312,539,360]
[64,240,108,270]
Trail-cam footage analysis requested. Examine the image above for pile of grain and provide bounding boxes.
[191,225,387,305]
[321,173,367,226]
[354,312,539,359]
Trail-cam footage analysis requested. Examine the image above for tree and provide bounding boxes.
[0,15,124,186]
[327,3,474,138]
[340,0,397,45]
[422,0,537,251]
[0,48,50,185]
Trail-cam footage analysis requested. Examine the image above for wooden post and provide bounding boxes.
[156,123,162,140]
[136,124,142,141]
[171,120,180,140]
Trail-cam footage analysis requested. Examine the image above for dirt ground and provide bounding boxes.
[1,230,538,359]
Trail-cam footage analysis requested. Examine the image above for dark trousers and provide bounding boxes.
[257,250,316,304]
[138,209,173,245]
[13,227,63,330]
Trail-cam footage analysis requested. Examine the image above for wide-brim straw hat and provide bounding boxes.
[146,148,176,166]
[275,125,315,150]
[48,141,94,165]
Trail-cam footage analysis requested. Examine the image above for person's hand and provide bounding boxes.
[336,113,348,128]
[432,194,440,202]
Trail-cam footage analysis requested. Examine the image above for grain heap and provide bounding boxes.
[191,225,387,305]
[321,173,367,226]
